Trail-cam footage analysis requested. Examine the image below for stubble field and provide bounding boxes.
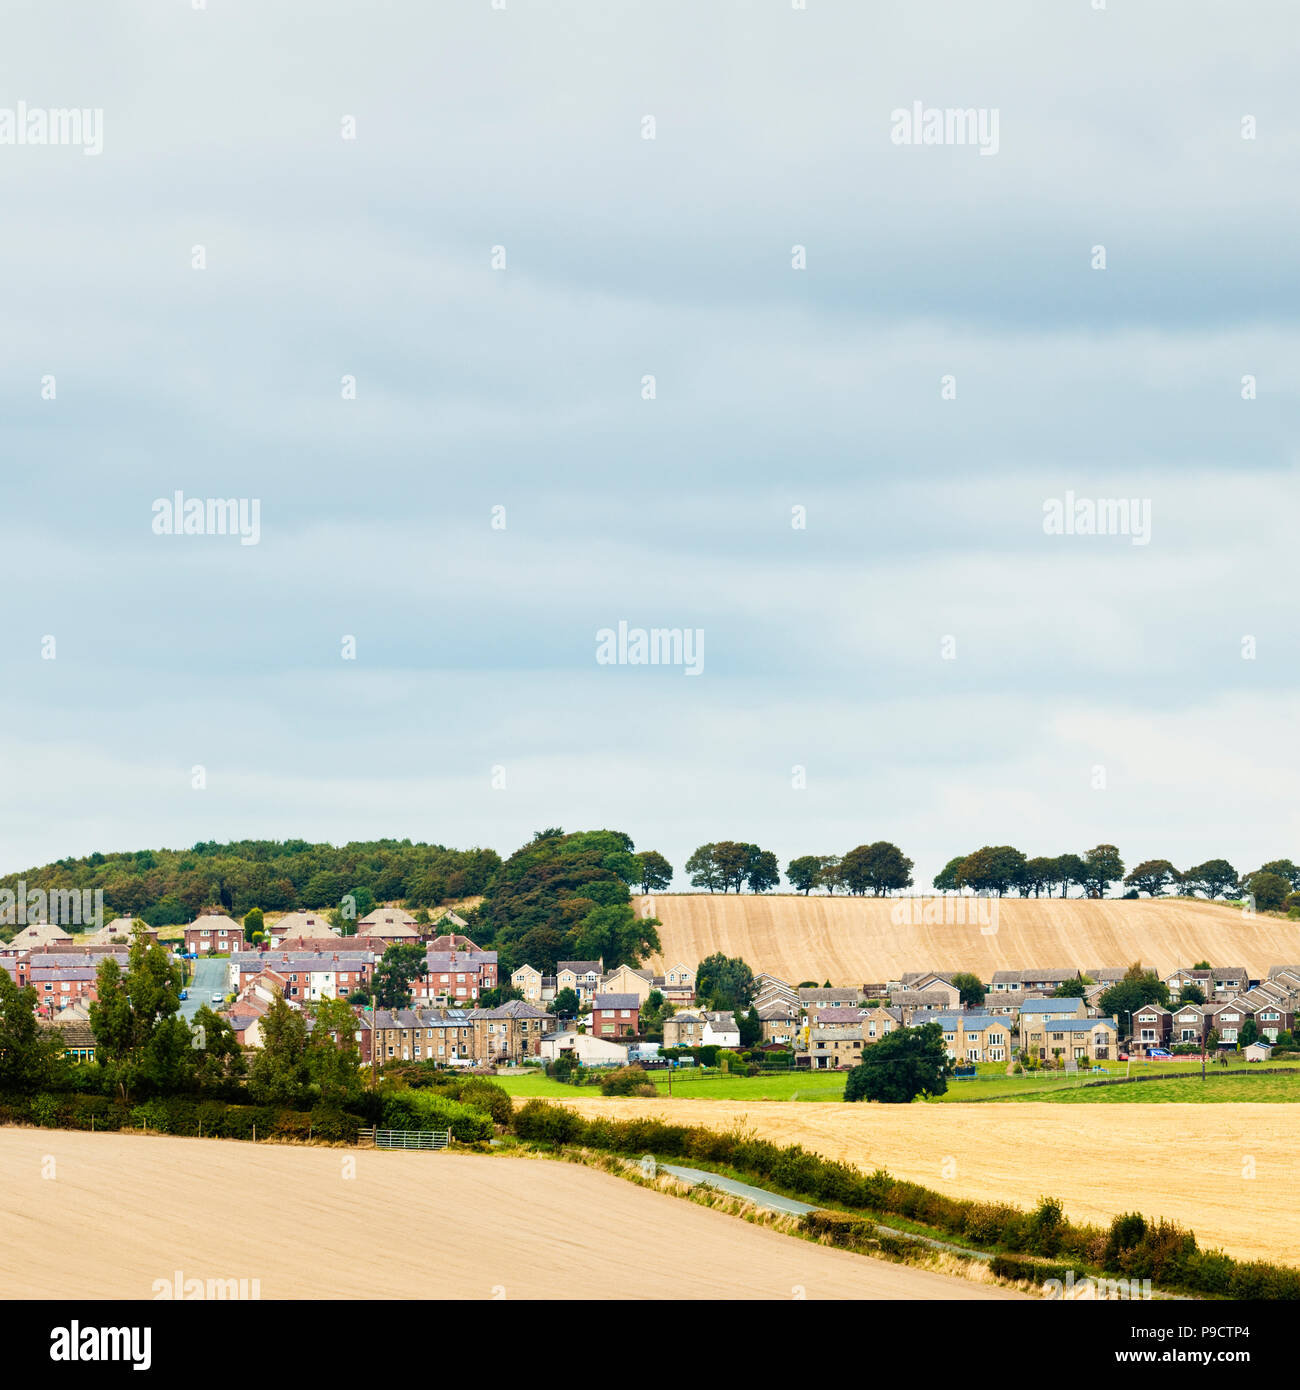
[558,1096,1300,1266]
[640,893,1300,982]
[0,1129,1017,1301]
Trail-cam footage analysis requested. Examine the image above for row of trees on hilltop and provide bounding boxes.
[1124,858,1299,910]
[684,842,916,896]
[932,847,1300,908]
[786,844,915,896]
[933,846,1125,898]
[683,841,1299,908]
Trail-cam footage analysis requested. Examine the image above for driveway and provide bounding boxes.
[181,957,231,1021]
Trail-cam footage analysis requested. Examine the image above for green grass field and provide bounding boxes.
[496,1057,1300,1105]
[1028,1070,1300,1103]
[495,1069,849,1102]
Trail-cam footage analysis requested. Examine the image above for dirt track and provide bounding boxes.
[0,1129,1017,1300]
[561,1097,1300,1266]
[641,893,1300,982]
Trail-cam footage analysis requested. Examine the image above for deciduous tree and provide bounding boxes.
[786,855,823,894]
[1080,844,1125,898]
[635,850,673,893]
[841,842,914,896]
[950,972,985,1007]
[0,967,67,1092]
[695,953,756,1012]
[844,1023,951,1103]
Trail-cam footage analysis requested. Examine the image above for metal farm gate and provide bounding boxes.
[359,1128,451,1150]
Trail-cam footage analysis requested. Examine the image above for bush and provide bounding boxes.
[129,1100,175,1133]
[800,1209,875,1244]
[1027,1196,1065,1256]
[380,1090,493,1142]
[456,1078,514,1126]
[512,1099,589,1145]
[600,1066,658,1098]
[964,1202,1021,1246]
[989,1254,1077,1285]
[1104,1211,1147,1268]
[546,1056,579,1085]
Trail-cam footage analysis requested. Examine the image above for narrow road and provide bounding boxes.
[181,957,231,1022]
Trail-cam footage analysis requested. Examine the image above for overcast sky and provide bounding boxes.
[2,0,1297,887]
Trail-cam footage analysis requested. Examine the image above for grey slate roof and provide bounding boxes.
[593,993,641,1011]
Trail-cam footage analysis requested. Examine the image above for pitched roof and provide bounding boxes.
[814,1007,867,1025]
[41,1019,95,1048]
[429,933,480,952]
[186,914,242,933]
[357,906,416,925]
[271,912,338,939]
[480,1000,548,1020]
[557,961,602,974]
[1020,997,1085,1014]
[592,994,641,1011]
[6,923,73,950]
[924,1014,1009,1031]
[901,971,956,987]
[756,1003,799,1020]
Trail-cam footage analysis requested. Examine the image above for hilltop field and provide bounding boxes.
[638,893,1300,982]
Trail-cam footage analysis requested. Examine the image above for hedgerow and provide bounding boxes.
[508,1101,1300,1299]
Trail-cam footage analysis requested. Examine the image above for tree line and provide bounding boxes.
[684,841,1300,908]
[0,837,502,930]
[687,842,915,896]
[935,847,1300,908]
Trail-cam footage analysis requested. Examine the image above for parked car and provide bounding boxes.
[179,989,188,1001]
[210,992,224,1004]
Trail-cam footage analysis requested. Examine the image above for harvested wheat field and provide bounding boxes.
[0,1129,1017,1300]
[640,893,1300,983]
[560,1097,1300,1267]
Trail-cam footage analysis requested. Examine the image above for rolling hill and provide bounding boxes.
[639,893,1300,982]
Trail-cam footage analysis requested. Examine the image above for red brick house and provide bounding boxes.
[591,993,640,1038]
[184,915,245,955]
[411,950,499,1005]
[1131,1004,1171,1052]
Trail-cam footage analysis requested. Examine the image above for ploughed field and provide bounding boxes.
[557,1097,1300,1267]
[639,893,1300,982]
[0,1129,1017,1301]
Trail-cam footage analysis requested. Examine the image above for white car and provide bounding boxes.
[210,992,224,1004]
